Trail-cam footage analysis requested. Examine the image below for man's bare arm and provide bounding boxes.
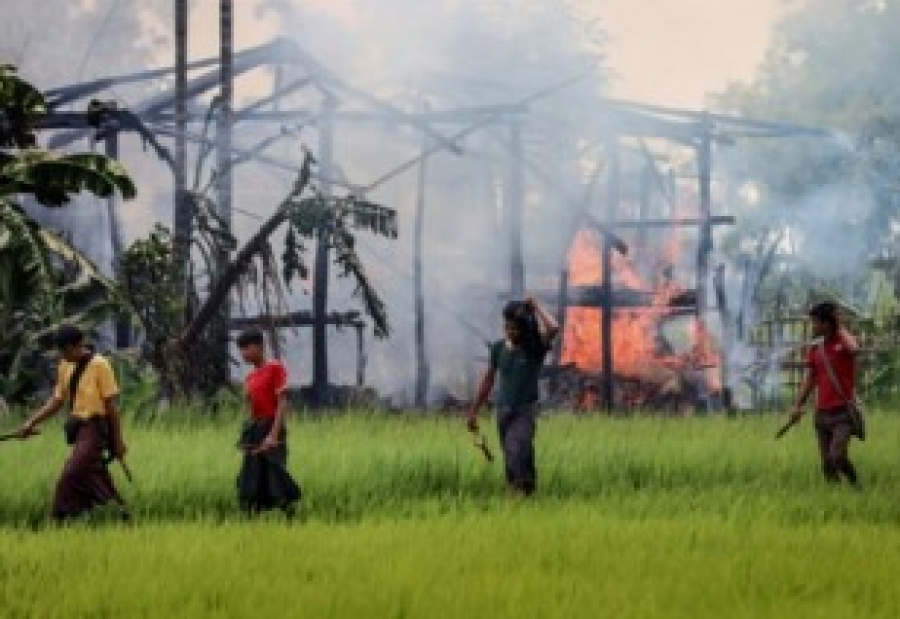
[526,296,559,342]
[838,328,859,354]
[467,369,496,432]
[259,393,288,452]
[20,396,65,436]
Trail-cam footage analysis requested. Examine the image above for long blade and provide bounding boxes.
[473,433,494,463]
[775,418,798,439]
[119,459,134,483]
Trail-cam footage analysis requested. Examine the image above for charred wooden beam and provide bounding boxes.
[229,310,363,330]
[567,286,697,309]
[150,105,527,125]
[602,135,620,415]
[44,40,292,107]
[552,269,569,366]
[610,216,735,229]
[173,0,191,333]
[601,97,830,138]
[312,99,337,405]
[507,119,526,299]
[414,110,431,408]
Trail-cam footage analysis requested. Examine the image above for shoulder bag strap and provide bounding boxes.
[817,341,850,405]
[68,353,95,411]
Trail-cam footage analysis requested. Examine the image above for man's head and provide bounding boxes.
[236,329,266,365]
[503,301,527,345]
[809,301,839,337]
[56,325,87,362]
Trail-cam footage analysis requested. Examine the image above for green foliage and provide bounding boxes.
[0,151,137,207]
[715,0,900,239]
[0,65,45,149]
[119,225,183,384]
[0,199,120,401]
[0,67,135,401]
[281,194,396,339]
[713,0,900,352]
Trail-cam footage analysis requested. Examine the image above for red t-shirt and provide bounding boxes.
[245,361,289,419]
[806,335,856,412]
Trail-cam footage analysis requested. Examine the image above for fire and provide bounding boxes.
[560,227,722,399]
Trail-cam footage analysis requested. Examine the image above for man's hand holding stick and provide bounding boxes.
[0,425,40,442]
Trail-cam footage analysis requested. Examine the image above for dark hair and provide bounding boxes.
[809,301,839,330]
[503,301,547,360]
[236,329,265,349]
[56,325,84,350]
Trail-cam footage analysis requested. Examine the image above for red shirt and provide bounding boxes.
[245,361,289,419]
[806,334,857,412]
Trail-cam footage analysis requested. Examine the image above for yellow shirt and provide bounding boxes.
[53,355,120,419]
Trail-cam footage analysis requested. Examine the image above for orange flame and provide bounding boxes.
[560,226,721,394]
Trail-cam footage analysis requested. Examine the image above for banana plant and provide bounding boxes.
[0,66,135,402]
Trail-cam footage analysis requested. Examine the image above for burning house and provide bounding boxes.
[552,223,724,413]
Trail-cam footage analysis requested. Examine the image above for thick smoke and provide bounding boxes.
[10,1,784,405]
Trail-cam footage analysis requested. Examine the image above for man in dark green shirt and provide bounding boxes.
[467,296,558,496]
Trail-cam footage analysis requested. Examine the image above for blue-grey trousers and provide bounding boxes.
[496,406,537,495]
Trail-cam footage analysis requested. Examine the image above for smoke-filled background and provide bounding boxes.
[4,0,899,403]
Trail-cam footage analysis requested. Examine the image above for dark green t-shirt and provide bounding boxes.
[490,339,548,409]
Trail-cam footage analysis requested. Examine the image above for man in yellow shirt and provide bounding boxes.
[19,326,129,521]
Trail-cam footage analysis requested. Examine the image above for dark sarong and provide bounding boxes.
[52,417,124,520]
[496,406,537,495]
[237,419,301,513]
[815,406,858,483]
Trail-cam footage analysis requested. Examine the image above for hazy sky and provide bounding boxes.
[184,0,784,109]
[595,0,784,107]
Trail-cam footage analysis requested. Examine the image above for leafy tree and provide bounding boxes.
[713,0,900,300]
[120,151,396,399]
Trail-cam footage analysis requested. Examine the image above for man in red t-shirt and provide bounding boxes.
[791,302,860,485]
[236,329,300,515]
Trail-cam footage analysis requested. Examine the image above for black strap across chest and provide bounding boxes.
[68,353,95,409]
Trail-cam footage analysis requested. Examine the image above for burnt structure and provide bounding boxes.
[34,6,828,409]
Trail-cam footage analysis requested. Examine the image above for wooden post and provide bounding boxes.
[413,113,431,408]
[552,269,569,366]
[216,0,234,246]
[507,120,525,299]
[207,0,234,386]
[355,324,366,388]
[696,114,713,324]
[312,100,336,405]
[172,0,191,313]
[714,264,734,414]
[637,162,652,252]
[695,115,713,413]
[602,135,621,415]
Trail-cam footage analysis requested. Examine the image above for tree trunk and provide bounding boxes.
[176,153,312,354]
[178,205,292,351]
[104,126,130,348]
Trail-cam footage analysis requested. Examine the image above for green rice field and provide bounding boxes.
[1,411,899,618]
